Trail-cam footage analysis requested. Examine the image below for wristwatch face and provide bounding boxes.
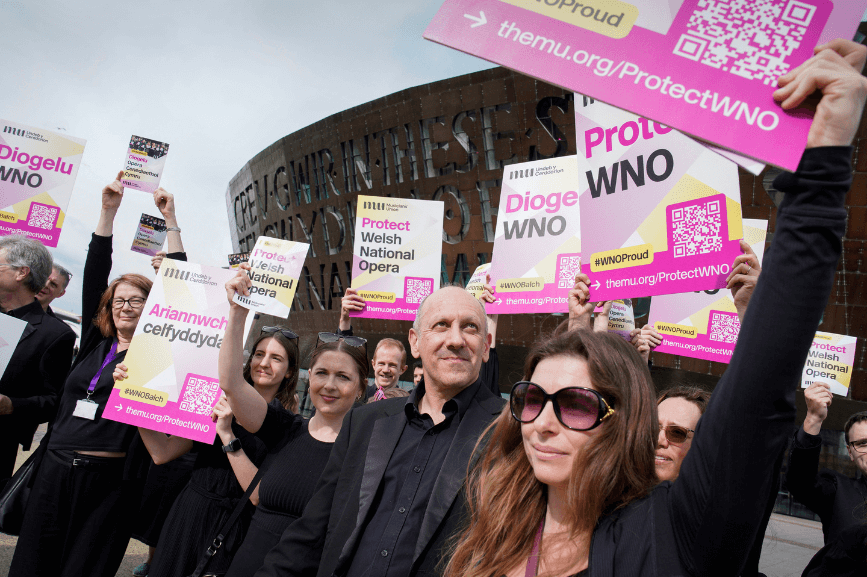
[223,438,241,453]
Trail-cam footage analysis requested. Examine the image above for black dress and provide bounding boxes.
[226,420,334,577]
[148,421,268,577]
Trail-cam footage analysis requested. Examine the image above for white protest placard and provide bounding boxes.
[233,237,309,318]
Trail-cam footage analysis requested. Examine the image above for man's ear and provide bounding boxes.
[482,331,492,363]
[15,266,30,284]
[409,328,420,359]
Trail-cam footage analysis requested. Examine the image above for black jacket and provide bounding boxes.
[255,380,505,577]
[580,147,851,576]
[0,299,75,449]
[785,426,867,544]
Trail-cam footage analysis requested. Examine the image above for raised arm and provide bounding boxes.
[567,273,594,331]
[338,287,365,333]
[218,266,268,433]
[137,427,194,465]
[213,397,262,505]
[785,382,837,517]
[153,188,185,255]
[726,240,762,322]
[669,41,867,576]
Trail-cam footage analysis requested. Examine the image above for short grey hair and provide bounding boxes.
[412,283,488,335]
[52,264,72,288]
[0,235,53,294]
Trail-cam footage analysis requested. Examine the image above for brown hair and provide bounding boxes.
[657,385,711,415]
[373,338,406,366]
[309,340,369,401]
[243,331,300,413]
[366,386,409,403]
[445,330,658,577]
[93,274,153,338]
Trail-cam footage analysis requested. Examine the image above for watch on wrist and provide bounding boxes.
[221,438,242,453]
[166,226,181,233]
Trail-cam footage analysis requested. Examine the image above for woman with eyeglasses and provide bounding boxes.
[218,266,369,577]
[9,173,187,577]
[114,315,300,577]
[655,386,710,482]
[444,40,866,577]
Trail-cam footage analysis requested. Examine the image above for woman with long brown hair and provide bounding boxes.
[446,41,867,577]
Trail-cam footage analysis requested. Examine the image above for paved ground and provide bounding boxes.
[0,425,826,577]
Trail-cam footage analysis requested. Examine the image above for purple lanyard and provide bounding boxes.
[525,518,545,577]
[87,341,118,399]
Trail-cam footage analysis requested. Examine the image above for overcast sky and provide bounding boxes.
[1,0,492,315]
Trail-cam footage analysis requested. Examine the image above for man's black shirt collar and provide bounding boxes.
[4,298,42,319]
[405,376,482,423]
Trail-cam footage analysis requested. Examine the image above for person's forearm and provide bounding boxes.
[803,413,824,435]
[487,314,498,349]
[224,447,261,504]
[95,208,118,237]
[338,310,351,332]
[593,313,608,332]
[218,306,267,432]
[164,212,184,253]
[138,427,192,465]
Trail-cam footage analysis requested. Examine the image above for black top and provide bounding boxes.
[48,234,186,453]
[785,426,867,544]
[802,523,867,577]
[345,378,483,577]
[574,147,853,576]
[257,420,333,517]
[480,347,500,396]
[189,420,268,496]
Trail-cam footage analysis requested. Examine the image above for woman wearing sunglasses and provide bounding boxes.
[219,266,369,577]
[114,309,300,577]
[655,386,710,482]
[444,40,866,577]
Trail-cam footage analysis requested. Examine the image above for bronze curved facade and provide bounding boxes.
[226,66,867,400]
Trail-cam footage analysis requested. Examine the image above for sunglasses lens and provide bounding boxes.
[665,426,689,444]
[318,332,340,342]
[344,336,367,347]
[521,384,546,422]
[510,383,537,423]
[557,389,600,430]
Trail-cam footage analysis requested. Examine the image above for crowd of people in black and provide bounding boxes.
[0,39,865,577]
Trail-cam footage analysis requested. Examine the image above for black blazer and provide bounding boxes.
[256,380,506,577]
[0,299,75,449]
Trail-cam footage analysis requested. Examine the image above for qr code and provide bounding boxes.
[26,203,59,230]
[405,277,433,304]
[709,311,741,344]
[557,254,582,289]
[670,198,723,258]
[673,0,818,85]
[178,374,220,416]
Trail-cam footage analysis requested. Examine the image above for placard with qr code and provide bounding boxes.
[487,155,582,315]
[0,119,86,247]
[103,259,236,443]
[349,195,444,321]
[577,97,744,302]
[424,0,867,171]
[648,219,768,364]
[122,134,170,193]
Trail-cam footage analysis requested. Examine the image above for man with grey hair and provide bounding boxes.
[254,286,505,577]
[36,263,72,315]
[0,235,75,480]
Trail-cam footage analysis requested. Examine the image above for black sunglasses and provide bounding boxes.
[318,332,367,348]
[510,381,614,431]
[261,326,298,340]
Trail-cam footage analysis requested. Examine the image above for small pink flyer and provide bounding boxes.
[122,135,169,193]
[648,219,768,363]
[576,97,743,302]
[424,0,867,170]
[103,259,236,443]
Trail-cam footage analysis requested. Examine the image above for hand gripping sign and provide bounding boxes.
[648,219,767,363]
[103,260,236,443]
[488,155,581,315]
[349,195,444,321]
[0,120,86,247]
[424,0,867,170]
[576,97,743,302]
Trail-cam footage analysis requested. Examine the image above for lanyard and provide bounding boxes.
[525,518,545,577]
[87,341,118,399]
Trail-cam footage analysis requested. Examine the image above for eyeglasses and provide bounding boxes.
[660,424,695,445]
[318,332,367,348]
[112,297,145,309]
[509,381,614,431]
[848,439,867,454]
[261,326,298,340]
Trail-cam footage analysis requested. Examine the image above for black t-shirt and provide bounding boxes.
[49,338,136,453]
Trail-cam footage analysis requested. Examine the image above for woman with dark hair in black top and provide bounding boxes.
[9,172,187,577]
[219,265,369,577]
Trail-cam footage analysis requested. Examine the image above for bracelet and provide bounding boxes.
[166,226,181,233]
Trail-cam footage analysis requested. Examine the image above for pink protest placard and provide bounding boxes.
[576,97,743,301]
[487,156,581,314]
[648,219,767,363]
[424,0,866,171]
[103,259,236,443]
